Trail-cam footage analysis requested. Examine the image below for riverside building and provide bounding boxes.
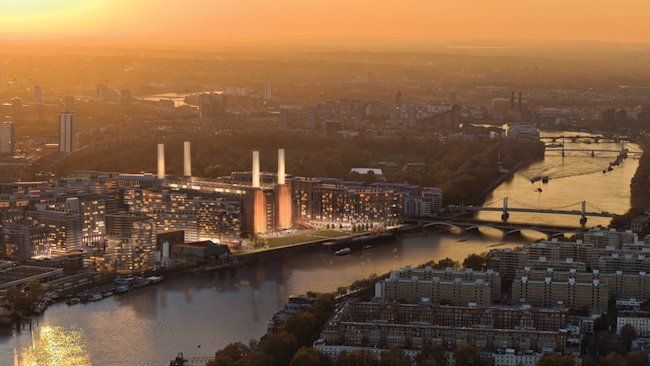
[377,265,502,305]
[0,144,438,263]
[88,213,156,273]
[315,300,574,361]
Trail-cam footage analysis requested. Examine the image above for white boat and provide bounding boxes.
[66,297,81,305]
[115,285,130,294]
[335,247,352,256]
[146,276,164,284]
[133,278,149,288]
[89,294,103,302]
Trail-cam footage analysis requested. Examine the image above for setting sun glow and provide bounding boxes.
[1,0,650,43]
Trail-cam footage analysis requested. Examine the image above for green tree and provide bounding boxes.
[364,170,378,185]
[599,353,626,366]
[207,342,249,366]
[596,331,617,356]
[536,354,574,366]
[254,332,298,366]
[620,323,638,351]
[414,342,446,366]
[238,350,273,366]
[289,347,326,366]
[624,351,647,366]
[380,348,411,366]
[336,286,348,297]
[580,356,596,366]
[436,257,459,269]
[5,288,22,302]
[453,344,483,366]
[334,350,380,366]
[282,311,318,343]
[462,253,486,271]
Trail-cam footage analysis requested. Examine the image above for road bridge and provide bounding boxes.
[541,135,629,143]
[404,217,589,239]
[545,140,641,157]
[448,197,620,226]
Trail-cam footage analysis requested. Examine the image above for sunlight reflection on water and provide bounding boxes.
[21,326,91,366]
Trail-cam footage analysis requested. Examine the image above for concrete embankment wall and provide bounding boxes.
[238,232,398,261]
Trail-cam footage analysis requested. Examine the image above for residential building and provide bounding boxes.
[58,111,75,153]
[378,265,501,305]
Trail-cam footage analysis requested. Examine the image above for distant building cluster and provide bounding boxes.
[0,144,440,274]
[377,266,501,306]
[316,301,573,362]
[488,228,650,309]
[291,178,442,225]
[315,265,581,364]
[314,227,650,364]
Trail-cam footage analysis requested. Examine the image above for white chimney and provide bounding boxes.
[183,141,192,177]
[277,148,285,185]
[252,150,260,188]
[157,144,165,179]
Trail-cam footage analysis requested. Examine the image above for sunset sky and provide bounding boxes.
[1,0,650,43]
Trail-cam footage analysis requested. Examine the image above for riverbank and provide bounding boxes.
[1,228,405,330]
[482,159,532,195]
[478,133,640,228]
[612,136,649,228]
[1,233,524,365]
[202,251,492,366]
[629,137,649,215]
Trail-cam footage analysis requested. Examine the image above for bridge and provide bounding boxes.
[544,140,641,158]
[448,197,620,225]
[541,134,629,143]
[404,217,588,239]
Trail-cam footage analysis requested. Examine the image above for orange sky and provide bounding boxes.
[1,0,650,43]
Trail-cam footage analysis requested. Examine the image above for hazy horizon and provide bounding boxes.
[2,0,650,45]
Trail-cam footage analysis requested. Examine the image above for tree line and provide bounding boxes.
[51,132,544,205]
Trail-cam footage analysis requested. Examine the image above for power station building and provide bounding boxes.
[150,143,293,237]
[0,141,438,264]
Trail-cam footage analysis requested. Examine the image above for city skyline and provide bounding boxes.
[0,2,649,365]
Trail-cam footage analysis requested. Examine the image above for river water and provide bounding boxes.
[0,131,642,365]
[1,235,523,366]
[478,132,642,228]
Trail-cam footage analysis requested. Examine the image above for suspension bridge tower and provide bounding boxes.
[580,201,587,226]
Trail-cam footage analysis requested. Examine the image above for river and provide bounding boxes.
[1,234,524,366]
[0,131,642,365]
[478,131,642,227]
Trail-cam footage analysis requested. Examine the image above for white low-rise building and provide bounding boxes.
[313,339,420,360]
[504,124,540,140]
[494,349,542,366]
[617,314,650,336]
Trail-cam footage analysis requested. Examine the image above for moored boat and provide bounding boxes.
[334,247,352,256]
